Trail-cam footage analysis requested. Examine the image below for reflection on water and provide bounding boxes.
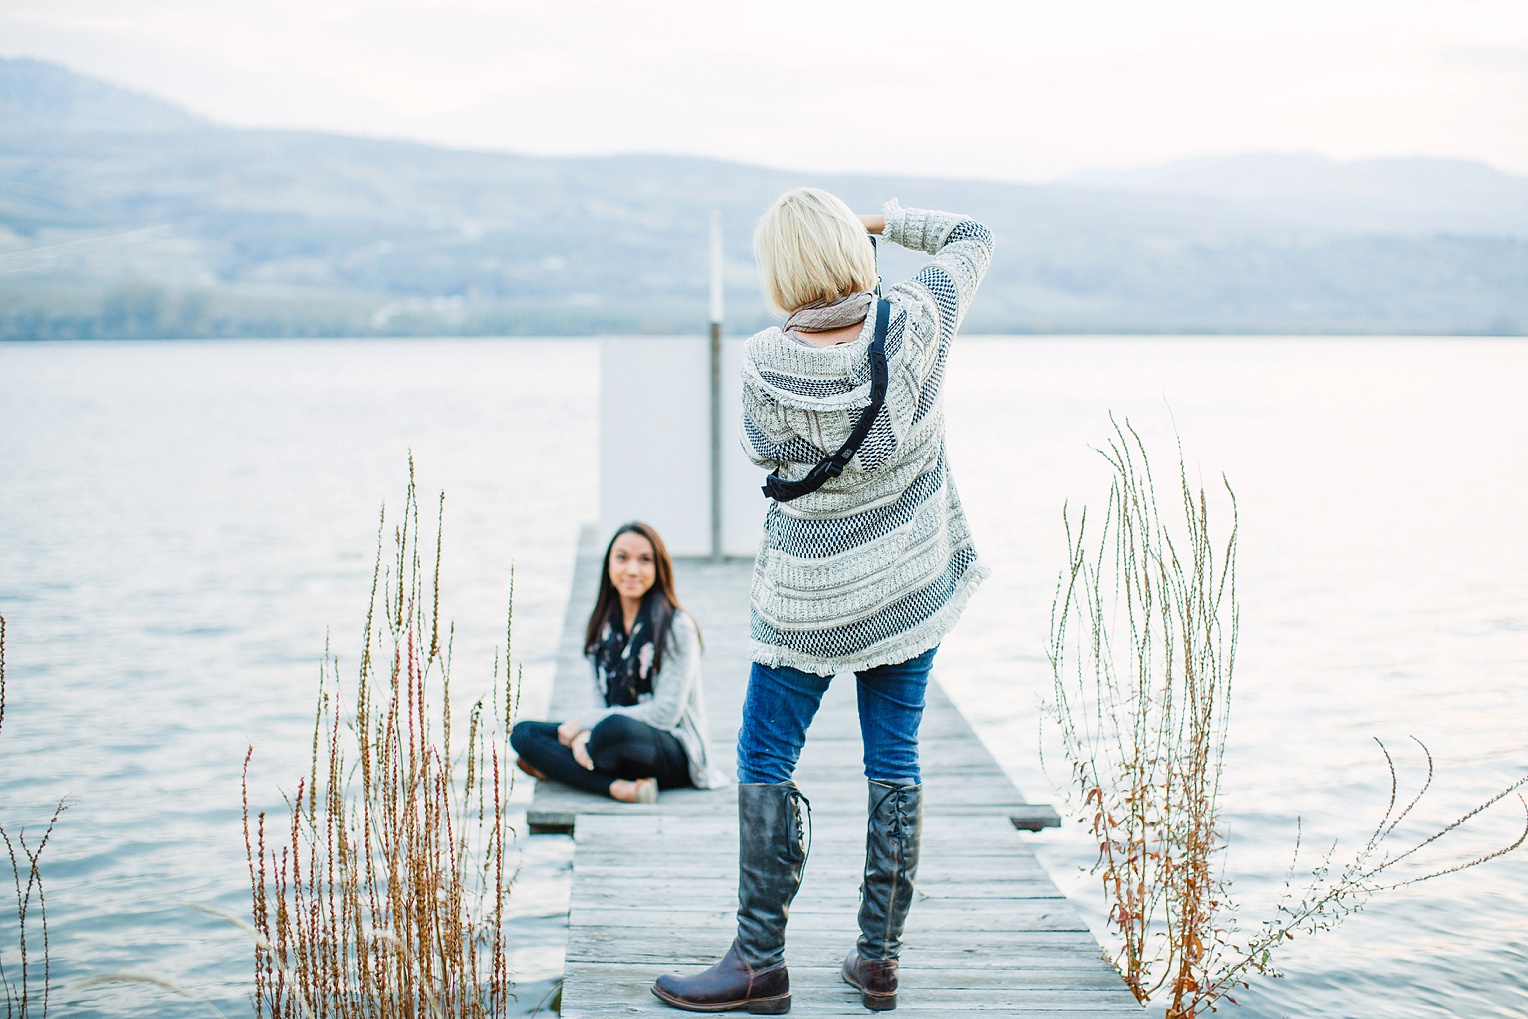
[2,336,1525,1017]
[0,339,596,1017]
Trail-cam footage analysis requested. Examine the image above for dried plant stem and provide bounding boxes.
[73,973,235,1019]
[1048,416,1238,1014]
[243,461,520,1018]
[2,613,68,1019]
[1046,418,1528,1018]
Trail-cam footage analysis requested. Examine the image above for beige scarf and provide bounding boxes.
[783,291,874,346]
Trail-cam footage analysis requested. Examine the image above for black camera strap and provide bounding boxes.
[762,297,891,503]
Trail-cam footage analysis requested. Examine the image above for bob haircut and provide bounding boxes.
[754,187,877,315]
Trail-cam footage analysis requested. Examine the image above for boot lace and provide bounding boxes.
[789,785,812,868]
[871,783,911,844]
[868,782,914,956]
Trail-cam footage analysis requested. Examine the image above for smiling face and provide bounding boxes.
[608,530,657,607]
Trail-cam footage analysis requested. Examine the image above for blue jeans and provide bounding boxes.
[736,646,936,785]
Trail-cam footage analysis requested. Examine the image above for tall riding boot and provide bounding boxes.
[842,781,922,1011]
[652,782,809,1013]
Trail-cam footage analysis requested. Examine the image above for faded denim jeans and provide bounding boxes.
[736,646,936,786]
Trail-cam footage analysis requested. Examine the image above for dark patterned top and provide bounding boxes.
[590,601,657,707]
[577,611,725,788]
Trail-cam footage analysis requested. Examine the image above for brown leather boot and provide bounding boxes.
[652,783,809,1013]
[841,781,922,1010]
[841,950,898,1011]
[651,940,789,1014]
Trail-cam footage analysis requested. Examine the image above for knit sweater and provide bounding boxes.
[574,612,726,788]
[741,202,993,676]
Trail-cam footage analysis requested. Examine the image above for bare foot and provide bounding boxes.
[609,778,658,804]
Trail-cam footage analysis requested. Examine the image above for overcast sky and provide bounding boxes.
[5,0,1528,180]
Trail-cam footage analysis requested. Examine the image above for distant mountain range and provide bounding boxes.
[2,57,1525,339]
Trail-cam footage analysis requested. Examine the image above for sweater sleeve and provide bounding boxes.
[881,200,993,323]
[878,200,993,401]
[576,612,701,733]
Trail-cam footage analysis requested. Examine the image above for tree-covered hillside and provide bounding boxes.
[3,58,1525,339]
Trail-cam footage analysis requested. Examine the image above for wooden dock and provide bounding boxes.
[529,527,1140,1016]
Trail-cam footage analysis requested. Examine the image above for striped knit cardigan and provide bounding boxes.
[741,201,993,676]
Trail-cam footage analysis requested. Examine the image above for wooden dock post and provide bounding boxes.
[528,528,1138,1016]
[708,208,725,563]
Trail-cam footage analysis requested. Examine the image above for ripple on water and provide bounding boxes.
[2,335,1525,1017]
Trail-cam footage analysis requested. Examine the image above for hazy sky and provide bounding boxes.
[5,0,1528,180]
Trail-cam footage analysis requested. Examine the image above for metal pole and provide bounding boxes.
[708,209,724,562]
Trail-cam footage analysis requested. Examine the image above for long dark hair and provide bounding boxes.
[582,522,698,674]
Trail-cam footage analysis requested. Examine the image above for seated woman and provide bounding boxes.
[511,522,723,803]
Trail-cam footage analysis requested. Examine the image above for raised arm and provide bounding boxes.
[880,200,993,336]
[864,202,993,439]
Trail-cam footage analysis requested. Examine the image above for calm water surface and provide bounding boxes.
[1,336,1525,1018]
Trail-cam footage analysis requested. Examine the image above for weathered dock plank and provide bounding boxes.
[528,528,1137,1016]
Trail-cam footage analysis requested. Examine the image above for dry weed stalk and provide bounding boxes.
[1047,417,1528,1018]
[243,461,521,1018]
[1,614,68,1019]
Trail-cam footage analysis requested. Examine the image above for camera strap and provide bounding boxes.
[762,297,891,503]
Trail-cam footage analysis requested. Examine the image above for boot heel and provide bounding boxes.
[860,989,896,1011]
[747,993,791,1014]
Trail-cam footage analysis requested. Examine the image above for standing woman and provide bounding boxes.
[653,190,993,1013]
[511,522,724,803]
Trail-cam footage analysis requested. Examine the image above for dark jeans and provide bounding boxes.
[511,715,694,797]
[736,646,936,786]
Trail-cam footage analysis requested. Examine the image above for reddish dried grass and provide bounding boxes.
[244,461,519,1018]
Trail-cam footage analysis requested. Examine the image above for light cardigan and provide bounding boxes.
[574,611,726,788]
[741,202,993,676]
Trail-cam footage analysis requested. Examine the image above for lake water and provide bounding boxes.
[1,336,1525,1018]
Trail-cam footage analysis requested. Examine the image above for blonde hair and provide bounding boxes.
[754,187,877,315]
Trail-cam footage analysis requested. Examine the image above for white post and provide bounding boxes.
[708,209,725,561]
